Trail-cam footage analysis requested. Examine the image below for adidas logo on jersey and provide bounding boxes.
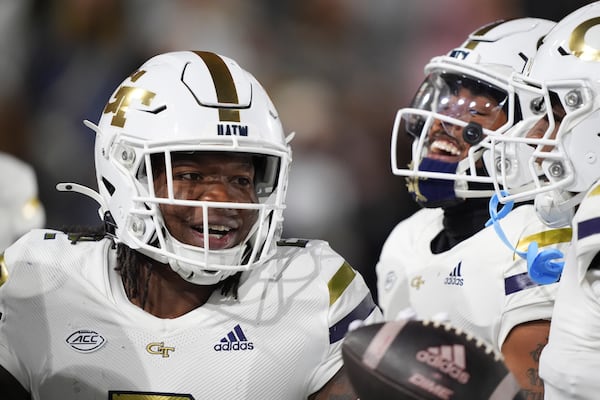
[416,344,470,384]
[444,261,464,286]
[213,324,254,352]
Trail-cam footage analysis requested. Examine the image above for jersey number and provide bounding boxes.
[109,392,195,400]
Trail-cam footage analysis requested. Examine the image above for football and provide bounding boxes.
[342,319,524,400]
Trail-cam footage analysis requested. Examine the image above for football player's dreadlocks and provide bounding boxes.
[66,225,241,309]
[116,243,242,308]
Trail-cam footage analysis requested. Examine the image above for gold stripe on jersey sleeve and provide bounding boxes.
[588,185,600,198]
[328,262,356,306]
[193,51,241,122]
[515,227,573,255]
[0,254,7,287]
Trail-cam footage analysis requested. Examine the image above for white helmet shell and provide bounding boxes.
[391,18,555,205]
[91,51,291,284]
[486,4,600,225]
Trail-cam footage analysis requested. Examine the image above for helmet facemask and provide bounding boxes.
[391,18,555,208]
[392,70,512,207]
[485,77,594,227]
[67,51,295,286]
[110,143,287,285]
[481,7,600,228]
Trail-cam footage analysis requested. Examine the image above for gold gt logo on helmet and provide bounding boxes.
[103,75,157,128]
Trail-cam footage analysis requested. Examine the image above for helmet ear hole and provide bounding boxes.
[101,177,116,195]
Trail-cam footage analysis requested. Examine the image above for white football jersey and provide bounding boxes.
[540,181,600,399]
[376,204,570,352]
[0,230,381,400]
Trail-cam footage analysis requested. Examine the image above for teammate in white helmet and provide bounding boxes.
[376,18,570,397]
[483,2,600,398]
[0,50,381,400]
[0,152,45,254]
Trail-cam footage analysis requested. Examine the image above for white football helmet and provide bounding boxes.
[60,51,291,285]
[485,3,600,226]
[0,152,45,252]
[391,18,555,207]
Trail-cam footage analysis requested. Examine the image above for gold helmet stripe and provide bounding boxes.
[193,51,241,122]
[0,254,8,287]
[464,19,507,50]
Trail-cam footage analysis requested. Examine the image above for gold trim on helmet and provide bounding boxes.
[194,51,241,122]
[569,17,600,61]
[0,254,8,287]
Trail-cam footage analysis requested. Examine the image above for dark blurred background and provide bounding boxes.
[0,0,594,299]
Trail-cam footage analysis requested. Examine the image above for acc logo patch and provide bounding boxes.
[384,271,397,291]
[66,330,107,353]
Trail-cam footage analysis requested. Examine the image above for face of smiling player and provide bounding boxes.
[153,152,259,251]
[426,85,508,164]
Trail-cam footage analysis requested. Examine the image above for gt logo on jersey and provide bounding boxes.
[103,70,156,128]
[66,330,107,353]
[146,342,175,358]
[411,276,425,290]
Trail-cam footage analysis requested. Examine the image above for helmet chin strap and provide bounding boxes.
[162,213,269,286]
[165,232,245,285]
[486,192,564,284]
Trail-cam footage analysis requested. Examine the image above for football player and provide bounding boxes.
[0,51,381,399]
[483,2,600,398]
[0,152,45,253]
[376,18,570,397]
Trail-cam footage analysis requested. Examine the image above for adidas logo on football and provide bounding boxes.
[444,262,464,286]
[416,344,470,384]
[213,324,254,352]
